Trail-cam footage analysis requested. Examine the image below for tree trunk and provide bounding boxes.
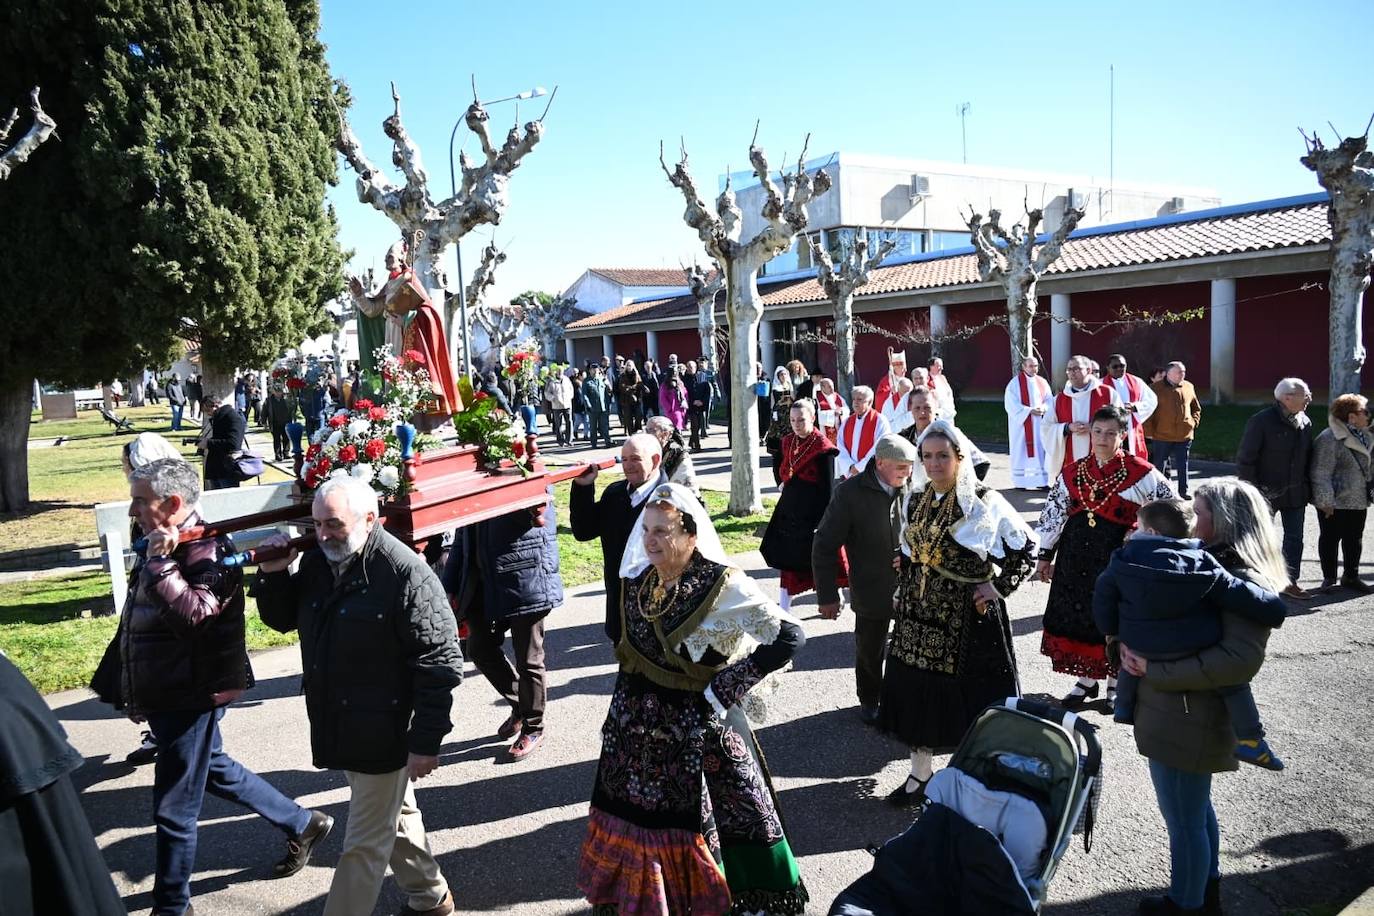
[199,358,237,405]
[128,378,146,407]
[1328,222,1372,398]
[0,376,32,513]
[1006,280,1037,374]
[834,290,857,401]
[699,308,718,368]
[725,262,764,516]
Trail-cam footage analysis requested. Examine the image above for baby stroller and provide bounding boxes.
[830,697,1103,915]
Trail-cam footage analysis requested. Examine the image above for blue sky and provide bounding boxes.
[320,0,1372,310]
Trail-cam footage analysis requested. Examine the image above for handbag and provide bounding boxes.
[229,434,265,481]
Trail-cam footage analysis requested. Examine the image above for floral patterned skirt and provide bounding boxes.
[578,671,807,915]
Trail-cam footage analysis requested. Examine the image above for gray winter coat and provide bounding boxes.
[1310,419,1374,511]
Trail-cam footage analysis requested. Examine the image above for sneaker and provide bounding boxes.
[271,809,334,878]
[509,731,544,760]
[396,890,455,916]
[497,713,523,741]
[1341,577,1374,594]
[126,730,158,765]
[1234,738,1285,771]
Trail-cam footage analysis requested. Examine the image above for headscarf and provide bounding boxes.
[619,482,731,579]
[905,418,1037,561]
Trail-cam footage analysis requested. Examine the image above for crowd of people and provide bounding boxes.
[11,342,1369,916]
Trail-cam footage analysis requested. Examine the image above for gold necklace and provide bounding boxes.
[783,432,821,479]
[637,567,682,621]
[1073,452,1130,528]
[903,485,961,598]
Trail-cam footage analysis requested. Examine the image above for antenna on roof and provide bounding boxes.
[956,102,971,164]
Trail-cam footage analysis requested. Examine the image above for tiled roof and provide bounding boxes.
[589,268,697,287]
[568,195,1331,330]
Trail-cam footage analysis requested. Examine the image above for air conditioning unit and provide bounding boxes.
[909,174,930,202]
[1166,196,1186,213]
[1066,188,1089,210]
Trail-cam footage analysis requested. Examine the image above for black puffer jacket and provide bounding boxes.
[253,524,463,774]
[118,522,248,716]
[1236,403,1313,510]
[203,403,247,480]
[443,493,563,628]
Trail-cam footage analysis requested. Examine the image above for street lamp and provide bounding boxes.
[448,85,547,374]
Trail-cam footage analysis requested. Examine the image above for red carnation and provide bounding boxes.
[512,439,525,458]
[303,467,320,488]
[286,377,306,390]
[368,406,388,422]
[316,456,332,474]
[338,444,358,463]
[364,438,386,460]
[404,349,426,366]
[353,399,374,411]
[328,414,347,429]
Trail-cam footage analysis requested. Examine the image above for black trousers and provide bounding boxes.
[854,613,891,709]
[1317,508,1367,581]
[465,605,548,733]
[270,424,289,459]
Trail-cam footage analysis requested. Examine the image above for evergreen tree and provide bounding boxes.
[0,0,344,511]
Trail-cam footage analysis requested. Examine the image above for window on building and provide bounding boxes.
[928,229,973,252]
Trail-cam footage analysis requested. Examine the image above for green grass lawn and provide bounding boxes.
[950,400,1313,461]
[0,570,296,694]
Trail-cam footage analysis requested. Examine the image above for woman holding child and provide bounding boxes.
[1118,478,1287,915]
[1034,405,1175,711]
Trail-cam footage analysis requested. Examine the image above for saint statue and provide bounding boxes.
[348,241,410,382]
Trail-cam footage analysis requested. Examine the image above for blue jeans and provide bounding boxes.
[1277,506,1306,583]
[169,403,184,431]
[518,403,537,436]
[1150,439,1193,496]
[146,707,310,914]
[1147,759,1220,909]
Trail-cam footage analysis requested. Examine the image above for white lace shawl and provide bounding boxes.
[675,567,800,723]
[903,419,1039,561]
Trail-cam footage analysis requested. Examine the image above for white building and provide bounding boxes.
[562,268,696,314]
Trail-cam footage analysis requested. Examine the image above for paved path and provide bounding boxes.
[48,436,1374,915]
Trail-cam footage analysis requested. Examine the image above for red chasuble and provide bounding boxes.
[401,298,463,417]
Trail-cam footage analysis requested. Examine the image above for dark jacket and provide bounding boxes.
[442,495,563,628]
[570,477,642,642]
[165,380,186,406]
[1236,403,1313,509]
[117,520,248,716]
[811,461,905,618]
[185,378,203,405]
[583,376,610,413]
[204,403,247,480]
[1093,535,1286,656]
[264,393,297,427]
[1132,545,1274,774]
[688,372,715,412]
[253,524,464,774]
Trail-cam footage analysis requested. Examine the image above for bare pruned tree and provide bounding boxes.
[0,87,57,181]
[684,261,724,366]
[334,80,552,365]
[467,243,518,368]
[660,128,831,514]
[811,229,898,400]
[1301,119,1374,398]
[967,197,1085,373]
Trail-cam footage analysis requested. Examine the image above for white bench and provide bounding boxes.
[94,481,303,614]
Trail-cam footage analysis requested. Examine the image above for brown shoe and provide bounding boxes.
[497,713,522,741]
[508,730,544,760]
[1281,584,1313,600]
[397,891,454,916]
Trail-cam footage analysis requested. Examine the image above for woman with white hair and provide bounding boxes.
[881,419,1039,804]
[578,484,809,915]
[1236,377,1315,598]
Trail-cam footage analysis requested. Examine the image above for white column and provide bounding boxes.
[1210,278,1236,404]
[602,334,615,362]
[564,337,575,365]
[929,303,948,356]
[758,319,777,374]
[1051,293,1072,389]
[645,330,660,364]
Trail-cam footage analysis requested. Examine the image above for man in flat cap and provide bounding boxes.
[812,434,916,725]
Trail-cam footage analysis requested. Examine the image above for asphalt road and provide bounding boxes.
[48,438,1374,915]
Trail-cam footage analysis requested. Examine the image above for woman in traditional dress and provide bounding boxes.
[901,387,990,481]
[880,419,1039,805]
[761,399,846,611]
[764,366,794,460]
[578,484,809,916]
[1034,404,1175,711]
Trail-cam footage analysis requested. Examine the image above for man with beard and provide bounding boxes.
[254,478,463,916]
